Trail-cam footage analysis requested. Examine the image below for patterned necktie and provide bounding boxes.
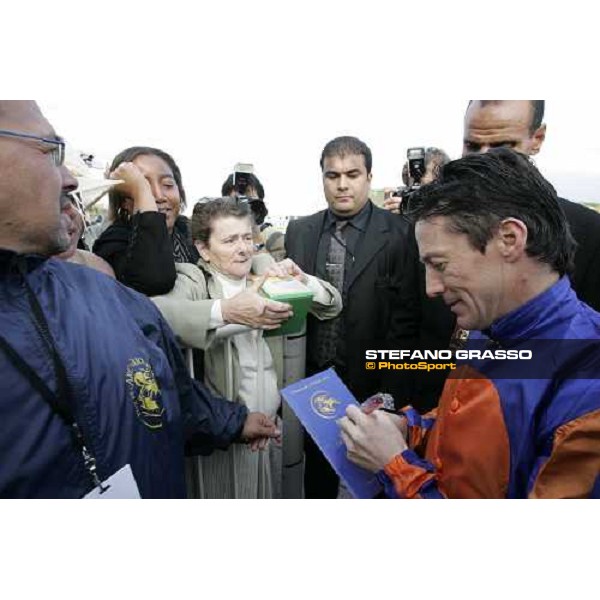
[314,220,348,367]
[326,220,348,292]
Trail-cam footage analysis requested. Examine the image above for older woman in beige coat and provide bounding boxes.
[152,198,342,498]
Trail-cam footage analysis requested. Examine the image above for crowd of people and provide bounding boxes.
[1,99,599,499]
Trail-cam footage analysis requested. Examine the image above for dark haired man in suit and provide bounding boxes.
[285,135,420,498]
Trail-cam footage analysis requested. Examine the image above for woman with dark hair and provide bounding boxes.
[92,146,199,296]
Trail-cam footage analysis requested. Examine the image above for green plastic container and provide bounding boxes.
[261,277,314,337]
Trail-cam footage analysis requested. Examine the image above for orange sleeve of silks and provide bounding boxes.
[399,405,438,456]
[529,408,600,499]
[377,450,446,499]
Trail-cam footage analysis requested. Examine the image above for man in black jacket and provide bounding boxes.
[464,100,600,311]
[285,136,420,498]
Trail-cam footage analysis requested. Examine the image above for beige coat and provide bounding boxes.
[152,260,342,498]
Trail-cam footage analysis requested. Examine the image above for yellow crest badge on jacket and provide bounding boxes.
[126,358,164,429]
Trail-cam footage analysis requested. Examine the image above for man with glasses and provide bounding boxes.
[0,111,70,258]
[0,101,280,498]
[0,128,66,164]
[0,121,112,276]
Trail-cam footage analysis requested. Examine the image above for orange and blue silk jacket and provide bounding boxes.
[378,277,600,499]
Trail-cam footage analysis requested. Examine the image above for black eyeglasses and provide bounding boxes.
[0,129,66,166]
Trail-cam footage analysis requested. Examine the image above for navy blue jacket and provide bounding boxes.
[0,250,247,498]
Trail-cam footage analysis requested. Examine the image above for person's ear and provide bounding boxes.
[497,218,528,261]
[530,124,546,155]
[195,241,210,262]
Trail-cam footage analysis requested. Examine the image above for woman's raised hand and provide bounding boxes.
[109,162,156,212]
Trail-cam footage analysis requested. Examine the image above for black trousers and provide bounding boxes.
[303,431,339,499]
[302,358,344,499]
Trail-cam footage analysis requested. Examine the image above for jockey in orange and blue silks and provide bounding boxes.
[377,277,600,499]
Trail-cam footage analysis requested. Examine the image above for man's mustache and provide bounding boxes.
[60,192,73,210]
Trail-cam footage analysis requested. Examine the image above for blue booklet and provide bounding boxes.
[281,368,382,499]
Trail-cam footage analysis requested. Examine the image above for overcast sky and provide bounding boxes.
[8,1,591,219]
[40,96,600,219]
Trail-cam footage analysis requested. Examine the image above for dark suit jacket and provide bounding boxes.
[559,197,600,312]
[285,202,421,402]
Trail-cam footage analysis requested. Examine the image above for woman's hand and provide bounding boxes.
[221,273,293,329]
[109,162,157,213]
[265,258,308,284]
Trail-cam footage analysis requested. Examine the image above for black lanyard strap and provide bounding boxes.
[0,333,72,421]
[20,266,72,413]
[0,333,105,491]
[2,257,105,491]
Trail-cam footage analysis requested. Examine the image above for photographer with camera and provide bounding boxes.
[383,147,450,214]
[383,147,455,410]
[222,165,285,261]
